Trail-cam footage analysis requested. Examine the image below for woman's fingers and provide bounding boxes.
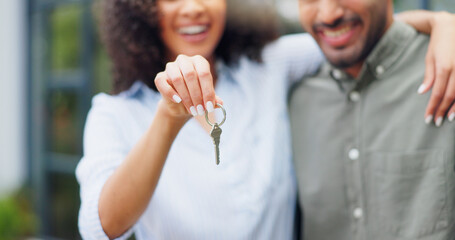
[176,55,205,116]
[161,54,217,117]
[433,72,455,127]
[155,72,181,103]
[422,12,455,125]
[165,61,196,116]
[419,49,435,95]
[443,73,455,122]
[214,95,224,107]
[424,63,450,124]
[192,55,216,112]
[448,101,455,122]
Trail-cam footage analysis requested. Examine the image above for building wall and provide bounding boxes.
[0,0,26,197]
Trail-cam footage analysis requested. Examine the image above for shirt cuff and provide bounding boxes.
[78,180,135,240]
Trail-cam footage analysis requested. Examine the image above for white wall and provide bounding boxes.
[0,0,26,198]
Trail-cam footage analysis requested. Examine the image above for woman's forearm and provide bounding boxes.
[396,10,432,34]
[98,103,187,239]
[396,10,453,34]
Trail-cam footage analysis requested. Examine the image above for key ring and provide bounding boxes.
[205,103,226,127]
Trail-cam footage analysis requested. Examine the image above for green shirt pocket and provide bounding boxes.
[370,150,449,239]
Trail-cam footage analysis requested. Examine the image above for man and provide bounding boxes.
[289,0,455,239]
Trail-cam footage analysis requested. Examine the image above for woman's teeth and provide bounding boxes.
[178,25,208,35]
[323,26,351,38]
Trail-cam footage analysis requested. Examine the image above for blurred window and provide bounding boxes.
[28,0,103,238]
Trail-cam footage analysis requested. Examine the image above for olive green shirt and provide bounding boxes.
[289,21,455,240]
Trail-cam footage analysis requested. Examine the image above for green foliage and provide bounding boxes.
[52,4,82,71]
[94,39,113,93]
[0,189,37,240]
[51,3,112,92]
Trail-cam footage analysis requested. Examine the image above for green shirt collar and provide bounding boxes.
[327,21,418,92]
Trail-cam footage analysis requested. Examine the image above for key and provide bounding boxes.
[210,123,222,165]
[205,103,226,165]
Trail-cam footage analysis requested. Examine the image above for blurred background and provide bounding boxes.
[0,0,454,239]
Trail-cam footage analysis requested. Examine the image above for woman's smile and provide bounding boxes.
[158,0,226,59]
[177,24,211,43]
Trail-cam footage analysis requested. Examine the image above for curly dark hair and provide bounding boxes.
[97,0,280,94]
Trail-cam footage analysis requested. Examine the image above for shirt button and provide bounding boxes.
[349,91,361,102]
[332,69,343,80]
[376,65,385,75]
[353,207,363,219]
[348,148,359,160]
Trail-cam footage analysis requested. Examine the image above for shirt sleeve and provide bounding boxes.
[262,33,325,87]
[76,94,135,240]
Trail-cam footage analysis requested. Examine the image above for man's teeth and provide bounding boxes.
[323,26,351,38]
[178,25,207,35]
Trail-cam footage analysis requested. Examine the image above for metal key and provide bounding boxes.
[210,124,222,165]
[205,103,226,165]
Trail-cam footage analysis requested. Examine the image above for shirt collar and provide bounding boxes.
[363,20,417,79]
[215,58,239,85]
[119,80,149,98]
[328,21,417,89]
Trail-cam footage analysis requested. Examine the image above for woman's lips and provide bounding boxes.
[178,24,210,43]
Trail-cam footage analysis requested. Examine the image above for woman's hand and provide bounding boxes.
[155,54,222,121]
[419,12,455,126]
[396,10,455,126]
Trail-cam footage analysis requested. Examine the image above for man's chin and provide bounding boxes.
[324,49,364,69]
[328,58,356,69]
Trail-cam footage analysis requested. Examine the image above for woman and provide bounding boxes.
[77,0,455,239]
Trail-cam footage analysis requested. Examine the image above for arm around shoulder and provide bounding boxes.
[262,33,324,85]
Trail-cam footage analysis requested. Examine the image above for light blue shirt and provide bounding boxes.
[76,33,323,240]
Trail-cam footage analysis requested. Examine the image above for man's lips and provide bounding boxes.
[322,25,352,38]
[315,20,360,48]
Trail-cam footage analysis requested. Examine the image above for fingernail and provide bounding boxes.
[417,84,426,94]
[172,95,182,103]
[425,115,433,124]
[436,117,443,127]
[190,106,197,116]
[449,113,455,122]
[196,104,204,116]
[206,101,214,113]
